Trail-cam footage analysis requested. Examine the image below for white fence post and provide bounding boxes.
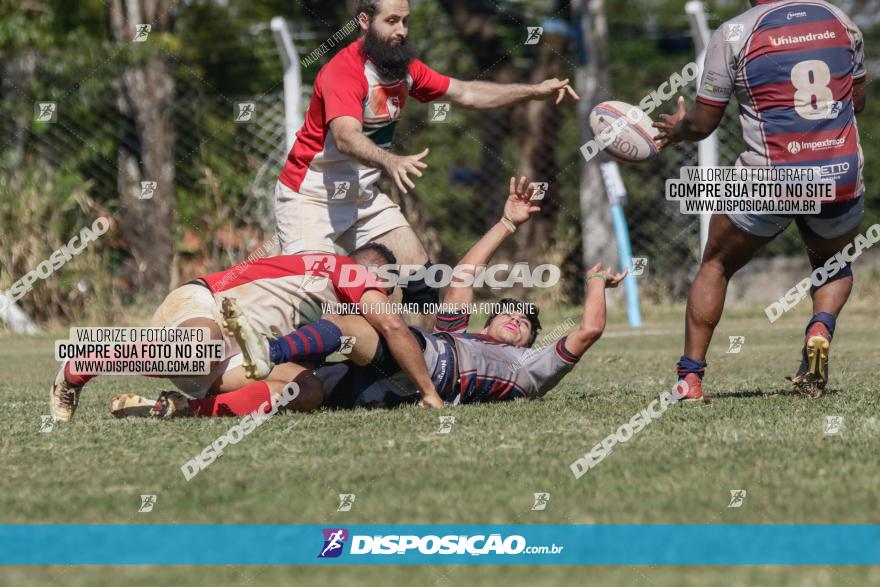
[685,1,717,261]
[0,294,39,334]
[270,17,303,153]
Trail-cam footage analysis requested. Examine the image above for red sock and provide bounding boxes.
[187,381,273,417]
[65,361,97,387]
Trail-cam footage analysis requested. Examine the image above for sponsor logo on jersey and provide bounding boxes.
[366,83,407,122]
[820,161,850,180]
[769,30,836,47]
[787,137,845,154]
[787,11,807,20]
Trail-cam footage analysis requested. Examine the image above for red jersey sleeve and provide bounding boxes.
[408,59,451,103]
[320,64,368,125]
[329,256,386,304]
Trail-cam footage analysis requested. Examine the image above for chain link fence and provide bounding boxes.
[3,5,866,323]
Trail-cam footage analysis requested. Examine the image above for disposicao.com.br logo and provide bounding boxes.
[318,529,563,558]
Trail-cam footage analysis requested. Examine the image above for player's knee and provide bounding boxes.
[322,313,345,328]
[286,371,324,412]
[811,262,853,293]
[401,261,440,313]
[699,255,739,280]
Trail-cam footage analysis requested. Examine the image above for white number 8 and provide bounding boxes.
[791,60,835,120]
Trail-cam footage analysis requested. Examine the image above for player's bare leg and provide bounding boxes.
[322,313,382,366]
[787,226,860,397]
[220,296,348,377]
[801,226,858,316]
[678,214,773,398]
[372,226,436,330]
[371,225,429,265]
[211,362,324,412]
[222,294,381,368]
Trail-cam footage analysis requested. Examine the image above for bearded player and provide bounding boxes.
[276,0,579,316]
[654,0,867,398]
[50,244,444,422]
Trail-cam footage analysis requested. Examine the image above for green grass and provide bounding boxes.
[1,299,879,585]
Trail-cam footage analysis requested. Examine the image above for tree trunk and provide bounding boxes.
[1,51,37,161]
[575,0,618,272]
[109,0,177,294]
[437,0,524,238]
[512,3,568,265]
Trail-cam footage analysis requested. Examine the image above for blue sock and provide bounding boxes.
[677,355,707,380]
[269,320,343,364]
[806,312,836,340]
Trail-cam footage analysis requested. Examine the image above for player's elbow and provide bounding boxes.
[573,323,604,347]
[461,91,483,109]
[373,314,407,338]
[449,85,477,109]
[333,131,355,155]
[582,324,605,344]
[330,124,359,155]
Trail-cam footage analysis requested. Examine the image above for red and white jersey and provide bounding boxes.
[199,254,382,337]
[278,38,450,199]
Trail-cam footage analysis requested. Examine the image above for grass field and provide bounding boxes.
[2,298,879,585]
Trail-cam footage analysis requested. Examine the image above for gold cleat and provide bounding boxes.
[220,297,273,380]
[110,393,157,418]
[788,335,830,399]
[49,361,83,422]
[110,391,190,418]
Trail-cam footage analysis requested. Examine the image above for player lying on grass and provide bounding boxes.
[119,177,626,415]
[50,244,444,421]
[653,0,868,398]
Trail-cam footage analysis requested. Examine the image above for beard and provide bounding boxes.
[361,26,417,81]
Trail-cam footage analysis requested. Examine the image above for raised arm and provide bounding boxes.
[357,289,444,409]
[443,78,579,110]
[653,96,726,148]
[562,264,627,358]
[443,176,542,308]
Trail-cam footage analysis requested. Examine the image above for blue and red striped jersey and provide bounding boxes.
[697,0,865,201]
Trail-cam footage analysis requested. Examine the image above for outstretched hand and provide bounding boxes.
[652,96,687,149]
[586,263,628,288]
[503,176,543,226]
[535,78,580,105]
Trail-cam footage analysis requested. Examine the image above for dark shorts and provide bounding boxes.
[316,327,456,409]
[727,196,864,239]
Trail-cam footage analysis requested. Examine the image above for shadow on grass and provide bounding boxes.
[710,387,841,399]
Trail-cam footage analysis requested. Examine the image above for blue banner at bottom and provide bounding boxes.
[2,524,878,565]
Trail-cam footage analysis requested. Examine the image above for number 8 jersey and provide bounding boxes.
[697,0,866,202]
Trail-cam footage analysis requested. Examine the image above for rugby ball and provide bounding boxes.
[588,101,660,163]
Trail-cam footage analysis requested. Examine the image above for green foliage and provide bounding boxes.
[0,153,121,323]
[2,0,878,320]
